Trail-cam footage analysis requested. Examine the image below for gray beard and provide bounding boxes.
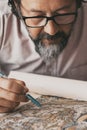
[35,41,60,66]
[32,32,69,66]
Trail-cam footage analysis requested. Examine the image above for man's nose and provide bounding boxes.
[44,20,60,35]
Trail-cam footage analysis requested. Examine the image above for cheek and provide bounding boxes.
[28,28,42,39]
[60,24,73,35]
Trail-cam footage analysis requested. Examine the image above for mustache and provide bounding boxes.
[34,31,68,42]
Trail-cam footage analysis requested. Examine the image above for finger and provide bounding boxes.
[0,78,28,94]
[12,78,29,93]
[0,106,15,113]
[0,87,28,102]
[0,98,20,108]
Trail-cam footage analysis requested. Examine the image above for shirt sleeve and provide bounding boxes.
[0,0,11,50]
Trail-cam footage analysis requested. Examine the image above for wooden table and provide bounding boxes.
[0,96,87,130]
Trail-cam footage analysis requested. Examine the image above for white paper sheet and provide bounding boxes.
[8,71,87,101]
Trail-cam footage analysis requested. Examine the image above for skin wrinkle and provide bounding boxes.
[21,0,75,13]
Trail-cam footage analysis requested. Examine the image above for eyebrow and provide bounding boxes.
[55,4,72,12]
[29,4,72,13]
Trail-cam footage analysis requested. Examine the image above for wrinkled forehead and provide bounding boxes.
[21,0,76,12]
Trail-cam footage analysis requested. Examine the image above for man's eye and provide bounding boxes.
[25,17,44,26]
[56,10,69,15]
[31,17,43,23]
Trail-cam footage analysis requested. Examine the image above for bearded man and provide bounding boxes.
[0,0,86,112]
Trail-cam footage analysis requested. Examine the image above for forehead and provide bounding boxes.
[21,0,75,12]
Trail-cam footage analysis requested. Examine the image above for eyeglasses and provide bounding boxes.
[22,12,77,28]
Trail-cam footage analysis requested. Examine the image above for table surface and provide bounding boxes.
[0,96,87,130]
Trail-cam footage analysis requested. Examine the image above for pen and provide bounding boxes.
[26,94,41,107]
[0,72,41,107]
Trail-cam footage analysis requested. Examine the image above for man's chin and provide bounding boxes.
[35,40,61,63]
[32,33,69,59]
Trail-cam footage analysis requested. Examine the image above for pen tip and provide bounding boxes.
[26,94,41,107]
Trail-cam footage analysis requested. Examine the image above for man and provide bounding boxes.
[0,0,86,113]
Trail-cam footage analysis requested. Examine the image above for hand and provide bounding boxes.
[0,77,29,113]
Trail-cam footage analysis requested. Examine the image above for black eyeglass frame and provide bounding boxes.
[22,12,77,28]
